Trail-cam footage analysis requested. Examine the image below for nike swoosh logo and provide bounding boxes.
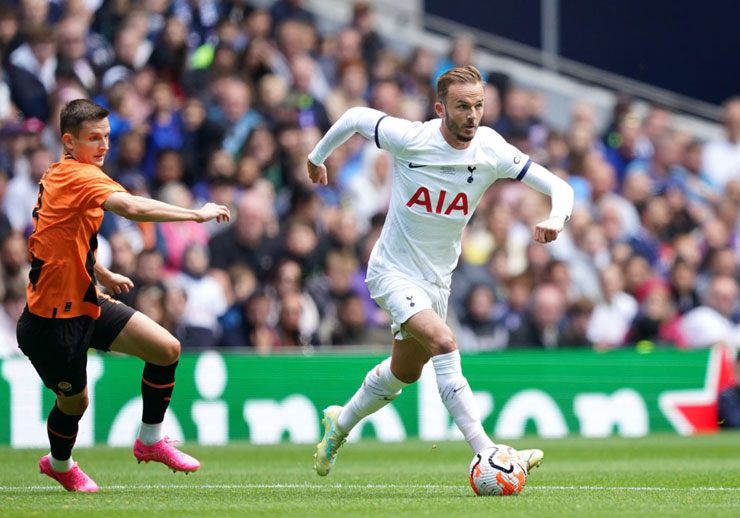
[408,163,426,169]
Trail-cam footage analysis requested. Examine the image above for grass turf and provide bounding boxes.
[1,433,739,517]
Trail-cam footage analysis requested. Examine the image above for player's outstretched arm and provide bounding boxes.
[103,192,231,224]
[519,162,574,244]
[307,106,388,184]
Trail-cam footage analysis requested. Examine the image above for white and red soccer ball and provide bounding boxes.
[468,445,527,496]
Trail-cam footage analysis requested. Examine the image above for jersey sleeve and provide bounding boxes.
[79,167,127,209]
[375,116,420,156]
[488,132,532,180]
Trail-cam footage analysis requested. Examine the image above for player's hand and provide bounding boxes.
[100,272,134,295]
[195,203,231,223]
[534,216,566,243]
[307,159,328,185]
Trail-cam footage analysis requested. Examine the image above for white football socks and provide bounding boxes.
[138,422,163,445]
[432,350,494,453]
[49,454,74,473]
[337,357,407,433]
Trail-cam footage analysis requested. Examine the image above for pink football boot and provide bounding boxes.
[39,455,99,492]
[133,437,200,473]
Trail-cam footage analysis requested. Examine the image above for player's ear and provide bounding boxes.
[434,100,445,118]
[61,132,74,151]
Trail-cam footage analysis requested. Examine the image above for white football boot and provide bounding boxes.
[313,405,348,476]
[517,448,544,473]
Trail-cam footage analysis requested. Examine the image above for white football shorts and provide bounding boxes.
[366,270,450,340]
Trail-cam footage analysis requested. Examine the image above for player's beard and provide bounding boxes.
[444,112,477,143]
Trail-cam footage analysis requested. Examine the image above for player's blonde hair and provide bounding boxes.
[436,65,483,103]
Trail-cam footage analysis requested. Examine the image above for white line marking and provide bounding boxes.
[0,484,739,492]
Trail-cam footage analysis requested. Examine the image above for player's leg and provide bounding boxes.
[403,309,495,453]
[101,298,199,473]
[403,310,543,470]
[16,310,99,491]
[314,337,428,476]
[337,336,430,432]
[314,277,433,475]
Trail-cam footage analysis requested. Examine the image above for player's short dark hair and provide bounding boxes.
[59,99,109,137]
[436,65,483,103]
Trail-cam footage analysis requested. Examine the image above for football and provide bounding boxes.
[468,445,528,496]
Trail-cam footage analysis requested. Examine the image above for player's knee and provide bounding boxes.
[163,336,181,365]
[58,394,88,415]
[151,335,180,366]
[393,364,424,384]
[428,331,457,355]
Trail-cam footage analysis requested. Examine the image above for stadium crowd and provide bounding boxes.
[0,0,738,357]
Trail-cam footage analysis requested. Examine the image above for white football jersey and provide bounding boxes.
[368,115,532,288]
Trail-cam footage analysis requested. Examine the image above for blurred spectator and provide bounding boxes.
[275,291,318,347]
[180,97,225,186]
[718,357,740,428]
[209,189,280,276]
[668,258,701,315]
[703,97,740,189]
[175,243,227,349]
[122,247,166,307]
[144,81,183,178]
[328,290,388,346]
[267,257,319,339]
[211,76,263,158]
[244,290,281,352]
[1,232,29,291]
[9,24,56,93]
[157,182,210,272]
[629,197,671,267]
[0,6,22,60]
[55,16,97,92]
[106,131,146,180]
[351,2,383,68]
[0,281,24,358]
[133,284,166,326]
[628,278,685,347]
[603,112,645,185]
[680,276,739,349]
[309,249,362,332]
[587,264,638,349]
[280,218,321,276]
[147,15,189,84]
[433,33,474,84]
[3,145,51,234]
[108,231,138,280]
[677,138,719,207]
[325,58,368,124]
[626,133,683,195]
[162,283,187,341]
[508,283,568,348]
[0,172,12,243]
[455,283,508,352]
[270,0,314,27]
[562,298,595,348]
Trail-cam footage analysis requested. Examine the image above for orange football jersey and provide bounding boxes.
[26,155,126,319]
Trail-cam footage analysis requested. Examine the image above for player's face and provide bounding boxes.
[63,118,111,167]
[436,81,484,148]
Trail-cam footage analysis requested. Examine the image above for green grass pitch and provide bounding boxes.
[1,433,739,517]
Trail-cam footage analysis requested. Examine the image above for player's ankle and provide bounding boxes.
[138,422,163,445]
[49,454,74,473]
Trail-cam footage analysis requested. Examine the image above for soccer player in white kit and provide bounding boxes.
[307,66,574,476]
